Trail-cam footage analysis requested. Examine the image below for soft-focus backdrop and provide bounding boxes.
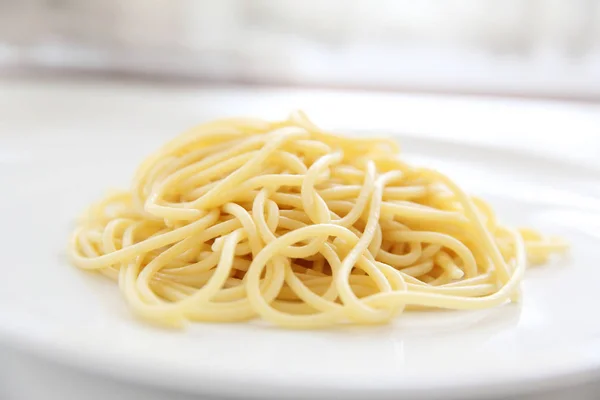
[1,0,599,99]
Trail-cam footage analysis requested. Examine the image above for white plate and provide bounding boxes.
[1,80,600,400]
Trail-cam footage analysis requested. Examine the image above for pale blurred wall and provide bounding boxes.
[1,0,599,98]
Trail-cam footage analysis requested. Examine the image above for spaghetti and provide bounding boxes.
[69,111,567,328]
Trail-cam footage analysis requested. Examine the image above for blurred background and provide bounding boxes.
[1,0,599,100]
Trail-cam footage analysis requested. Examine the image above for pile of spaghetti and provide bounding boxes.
[69,111,567,328]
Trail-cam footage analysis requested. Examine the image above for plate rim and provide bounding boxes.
[1,133,600,399]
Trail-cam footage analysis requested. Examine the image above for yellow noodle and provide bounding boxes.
[68,112,566,328]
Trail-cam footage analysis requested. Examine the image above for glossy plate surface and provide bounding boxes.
[1,79,600,399]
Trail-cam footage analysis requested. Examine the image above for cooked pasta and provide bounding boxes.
[69,111,567,328]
